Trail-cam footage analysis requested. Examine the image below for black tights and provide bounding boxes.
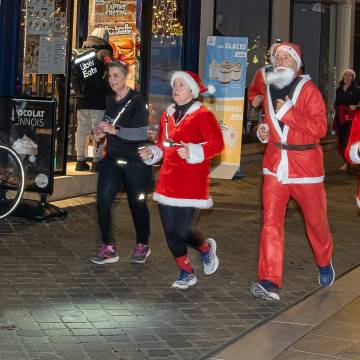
[97,157,152,245]
[159,205,205,258]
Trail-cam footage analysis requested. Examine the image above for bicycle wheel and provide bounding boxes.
[0,144,25,219]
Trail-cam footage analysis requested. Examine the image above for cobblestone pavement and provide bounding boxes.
[0,150,359,360]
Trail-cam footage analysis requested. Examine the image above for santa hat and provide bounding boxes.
[275,41,302,70]
[170,71,216,99]
[269,41,282,65]
[342,68,356,80]
[91,28,109,43]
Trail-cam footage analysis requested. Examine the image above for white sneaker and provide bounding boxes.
[171,270,197,289]
[201,238,219,275]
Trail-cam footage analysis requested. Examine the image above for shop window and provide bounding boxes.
[214,0,272,85]
[214,0,271,144]
[17,0,72,174]
[147,0,185,141]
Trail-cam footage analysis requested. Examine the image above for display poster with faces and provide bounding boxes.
[93,0,137,88]
[24,0,67,74]
[203,36,248,180]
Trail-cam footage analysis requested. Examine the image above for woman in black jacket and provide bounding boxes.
[333,69,360,170]
[90,61,152,265]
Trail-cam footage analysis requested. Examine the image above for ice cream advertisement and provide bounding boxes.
[10,99,55,194]
[203,36,248,180]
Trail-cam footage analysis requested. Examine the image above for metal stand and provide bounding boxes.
[12,193,67,221]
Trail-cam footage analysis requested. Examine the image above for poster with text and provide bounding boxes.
[24,0,67,74]
[94,0,137,88]
[203,36,248,179]
[10,98,55,194]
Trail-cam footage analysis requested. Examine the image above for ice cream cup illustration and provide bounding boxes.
[231,62,242,81]
[209,59,219,80]
[218,59,232,84]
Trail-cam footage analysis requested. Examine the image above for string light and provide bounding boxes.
[152,0,183,44]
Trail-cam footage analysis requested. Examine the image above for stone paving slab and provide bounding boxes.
[0,150,359,359]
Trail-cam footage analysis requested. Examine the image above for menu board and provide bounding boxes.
[93,0,137,88]
[24,0,67,74]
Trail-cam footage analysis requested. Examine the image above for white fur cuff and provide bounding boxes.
[356,197,360,209]
[256,125,269,144]
[349,142,360,164]
[143,145,163,165]
[275,99,293,121]
[186,143,205,164]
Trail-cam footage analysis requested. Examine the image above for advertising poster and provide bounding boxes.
[10,98,55,194]
[94,0,137,88]
[24,0,67,74]
[203,36,248,179]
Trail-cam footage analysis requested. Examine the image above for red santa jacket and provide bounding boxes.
[147,102,224,208]
[247,67,266,105]
[345,111,360,165]
[262,75,327,184]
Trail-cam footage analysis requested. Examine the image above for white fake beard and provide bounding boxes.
[266,67,296,89]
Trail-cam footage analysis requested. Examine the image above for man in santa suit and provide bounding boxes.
[345,110,360,208]
[250,42,335,301]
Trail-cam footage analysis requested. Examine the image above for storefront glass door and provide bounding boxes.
[18,0,73,174]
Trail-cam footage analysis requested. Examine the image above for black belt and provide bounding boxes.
[274,142,318,151]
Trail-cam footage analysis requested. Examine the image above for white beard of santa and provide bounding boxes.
[266,67,296,89]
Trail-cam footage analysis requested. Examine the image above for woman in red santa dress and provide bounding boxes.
[345,110,360,208]
[139,71,224,289]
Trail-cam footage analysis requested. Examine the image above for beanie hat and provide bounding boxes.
[170,71,216,99]
[342,68,356,80]
[275,41,302,70]
[91,28,109,43]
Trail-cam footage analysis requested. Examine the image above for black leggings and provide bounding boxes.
[159,205,205,258]
[337,122,352,162]
[97,157,152,245]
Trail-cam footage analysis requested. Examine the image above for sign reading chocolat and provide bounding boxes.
[9,98,56,194]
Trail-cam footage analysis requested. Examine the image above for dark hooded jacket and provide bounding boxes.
[71,36,113,110]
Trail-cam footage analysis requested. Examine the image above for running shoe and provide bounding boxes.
[171,270,197,289]
[131,243,151,264]
[250,279,280,301]
[90,244,119,264]
[318,259,335,288]
[201,238,219,275]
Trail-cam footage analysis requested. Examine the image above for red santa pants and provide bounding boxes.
[258,175,333,288]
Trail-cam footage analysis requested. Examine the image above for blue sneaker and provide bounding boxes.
[201,238,219,275]
[171,270,197,289]
[250,279,280,301]
[318,260,335,287]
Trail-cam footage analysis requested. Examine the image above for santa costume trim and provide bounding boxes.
[166,102,202,127]
[263,75,323,184]
[153,192,213,209]
[357,197,360,208]
[349,142,360,164]
[143,145,163,165]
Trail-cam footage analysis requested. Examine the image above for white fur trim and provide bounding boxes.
[275,99,293,121]
[356,197,360,208]
[171,71,200,98]
[276,45,302,70]
[166,102,203,127]
[263,169,324,184]
[207,84,216,94]
[256,124,269,143]
[292,75,311,104]
[143,145,163,165]
[349,142,360,164]
[153,192,213,209]
[186,143,205,164]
